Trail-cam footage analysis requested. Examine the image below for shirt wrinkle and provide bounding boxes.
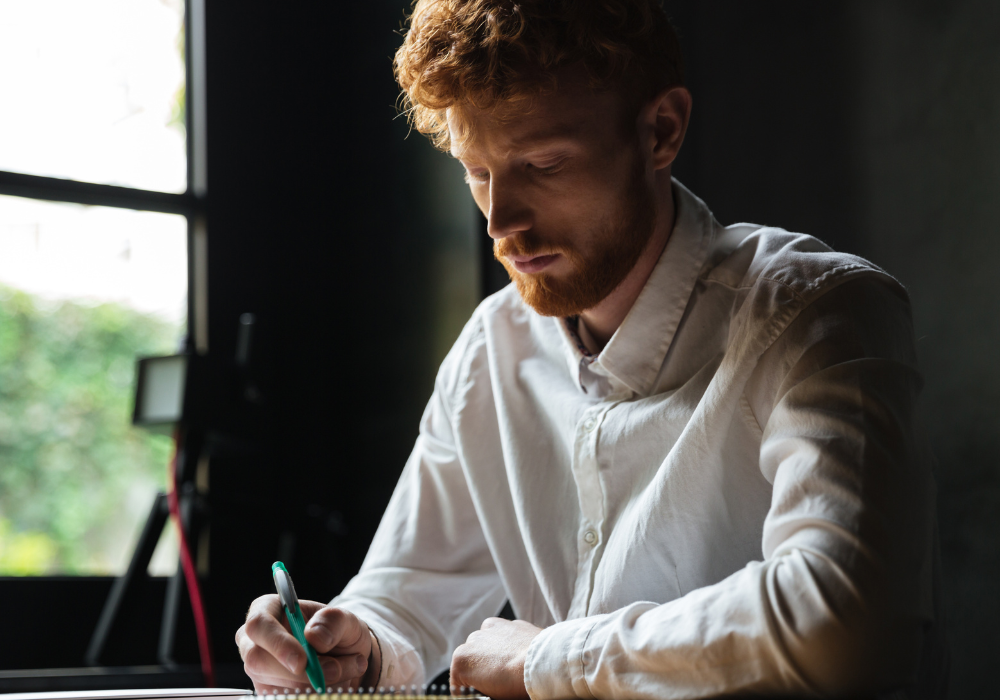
[332,179,945,700]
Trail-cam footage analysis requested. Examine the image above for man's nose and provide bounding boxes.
[487,177,533,240]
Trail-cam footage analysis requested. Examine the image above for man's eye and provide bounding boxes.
[529,161,565,175]
[464,169,489,184]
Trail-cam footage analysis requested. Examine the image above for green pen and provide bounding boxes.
[272,561,326,693]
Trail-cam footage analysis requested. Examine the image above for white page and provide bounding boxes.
[0,688,252,700]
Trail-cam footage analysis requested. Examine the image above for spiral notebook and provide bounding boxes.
[0,689,487,700]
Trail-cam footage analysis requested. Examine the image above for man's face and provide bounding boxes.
[449,75,658,317]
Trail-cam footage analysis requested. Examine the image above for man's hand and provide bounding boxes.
[450,618,542,700]
[236,595,381,694]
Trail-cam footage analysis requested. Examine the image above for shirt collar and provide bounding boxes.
[557,314,596,393]
[557,179,718,397]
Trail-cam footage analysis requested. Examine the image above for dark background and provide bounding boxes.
[1,1,997,698]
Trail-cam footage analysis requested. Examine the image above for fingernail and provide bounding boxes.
[356,655,368,676]
[308,623,333,648]
[283,650,301,673]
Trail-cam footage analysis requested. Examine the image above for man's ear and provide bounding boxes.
[639,86,692,171]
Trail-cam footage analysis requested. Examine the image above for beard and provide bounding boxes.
[495,158,657,318]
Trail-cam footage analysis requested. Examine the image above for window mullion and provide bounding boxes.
[0,170,195,216]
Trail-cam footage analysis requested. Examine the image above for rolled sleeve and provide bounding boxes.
[524,615,600,700]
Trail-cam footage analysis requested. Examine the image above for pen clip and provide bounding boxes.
[272,562,299,614]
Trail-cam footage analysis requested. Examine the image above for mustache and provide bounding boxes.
[494,232,562,261]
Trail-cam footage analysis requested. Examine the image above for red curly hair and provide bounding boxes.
[393,0,685,151]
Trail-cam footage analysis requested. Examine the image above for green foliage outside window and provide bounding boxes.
[0,284,179,575]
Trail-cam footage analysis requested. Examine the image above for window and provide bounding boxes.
[0,0,205,576]
[0,0,187,192]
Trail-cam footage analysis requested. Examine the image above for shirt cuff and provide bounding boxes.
[524,616,602,700]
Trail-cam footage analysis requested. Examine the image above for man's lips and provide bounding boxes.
[508,253,560,274]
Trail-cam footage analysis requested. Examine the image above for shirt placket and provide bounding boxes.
[567,404,608,619]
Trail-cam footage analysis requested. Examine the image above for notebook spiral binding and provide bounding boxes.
[253,686,486,700]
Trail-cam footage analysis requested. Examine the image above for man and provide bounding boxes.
[237,1,947,697]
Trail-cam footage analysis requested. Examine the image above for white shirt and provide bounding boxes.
[333,181,947,699]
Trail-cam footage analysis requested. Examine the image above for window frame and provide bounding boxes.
[0,0,207,351]
[0,0,211,684]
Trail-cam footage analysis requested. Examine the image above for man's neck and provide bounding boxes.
[578,180,676,353]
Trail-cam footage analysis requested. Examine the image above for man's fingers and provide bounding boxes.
[246,593,285,623]
[239,597,371,691]
[298,600,328,621]
[248,654,368,690]
[243,641,367,690]
[319,654,368,684]
[242,638,303,686]
[305,607,370,656]
[450,618,538,700]
[450,642,479,690]
[244,594,307,674]
[450,643,468,688]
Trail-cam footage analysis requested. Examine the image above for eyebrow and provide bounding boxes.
[505,121,586,154]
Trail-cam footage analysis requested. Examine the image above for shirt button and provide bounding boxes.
[583,417,597,432]
[583,529,598,545]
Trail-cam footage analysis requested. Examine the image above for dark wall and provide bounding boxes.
[667,2,1000,697]
[199,0,478,671]
[0,577,161,669]
[669,3,862,253]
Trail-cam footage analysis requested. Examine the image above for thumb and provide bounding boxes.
[304,606,370,656]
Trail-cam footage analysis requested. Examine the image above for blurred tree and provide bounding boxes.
[0,284,179,574]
